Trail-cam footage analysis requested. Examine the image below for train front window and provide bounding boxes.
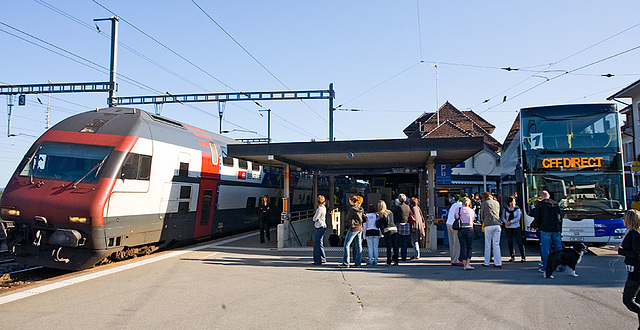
[19,142,113,183]
[525,172,624,216]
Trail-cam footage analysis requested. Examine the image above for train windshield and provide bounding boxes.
[19,142,113,184]
[526,172,624,217]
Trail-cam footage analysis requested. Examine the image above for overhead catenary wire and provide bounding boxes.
[473,19,640,114]
[0,22,264,136]
[34,0,212,93]
[477,42,640,115]
[189,0,329,133]
[92,0,324,140]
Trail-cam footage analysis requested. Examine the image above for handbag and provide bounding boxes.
[408,208,417,226]
[452,208,462,230]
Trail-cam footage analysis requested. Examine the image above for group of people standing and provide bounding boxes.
[446,191,526,270]
[311,193,426,267]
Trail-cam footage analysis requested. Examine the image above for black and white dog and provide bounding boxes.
[544,243,588,279]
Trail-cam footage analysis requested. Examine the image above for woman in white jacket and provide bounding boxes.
[502,196,526,262]
[312,195,327,265]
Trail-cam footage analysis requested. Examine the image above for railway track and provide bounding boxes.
[0,262,69,290]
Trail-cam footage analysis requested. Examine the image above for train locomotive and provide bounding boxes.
[0,107,301,270]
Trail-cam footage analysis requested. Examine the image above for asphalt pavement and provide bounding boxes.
[0,230,635,330]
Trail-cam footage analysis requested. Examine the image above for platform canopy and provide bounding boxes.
[227,136,485,174]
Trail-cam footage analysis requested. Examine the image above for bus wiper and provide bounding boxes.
[72,153,110,189]
[564,204,617,216]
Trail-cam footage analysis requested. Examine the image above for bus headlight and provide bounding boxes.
[69,216,89,223]
[615,228,626,234]
[1,208,20,217]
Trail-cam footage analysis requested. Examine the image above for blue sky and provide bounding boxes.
[1,1,640,187]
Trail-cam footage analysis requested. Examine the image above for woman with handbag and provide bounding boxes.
[311,195,327,265]
[617,209,640,328]
[409,197,426,259]
[456,197,477,270]
[377,200,399,266]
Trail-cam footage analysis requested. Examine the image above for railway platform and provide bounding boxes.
[0,229,634,329]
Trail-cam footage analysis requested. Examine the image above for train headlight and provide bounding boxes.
[1,208,20,217]
[69,216,89,223]
[615,228,627,234]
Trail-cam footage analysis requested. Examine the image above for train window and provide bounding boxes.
[200,189,213,225]
[238,159,248,170]
[139,155,152,180]
[121,153,152,180]
[179,162,189,177]
[180,186,191,199]
[178,202,189,214]
[121,154,140,180]
[221,146,233,167]
[251,162,260,172]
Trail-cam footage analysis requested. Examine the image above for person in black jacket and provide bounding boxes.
[258,195,271,243]
[530,190,563,273]
[617,209,640,328]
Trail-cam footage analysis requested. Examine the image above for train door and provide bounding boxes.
[194,179,217,238]
[194,141,220,238]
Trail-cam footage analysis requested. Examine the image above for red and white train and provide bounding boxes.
[0,107,315,270]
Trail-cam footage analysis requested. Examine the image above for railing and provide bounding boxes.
[289,209,315,222]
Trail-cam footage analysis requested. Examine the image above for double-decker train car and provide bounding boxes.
[0,107,292,270]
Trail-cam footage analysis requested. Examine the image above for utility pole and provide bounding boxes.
[94,16,119,107]
[259,108,271,143]
[46,79,51,129]
[218,101,226,134]
[6,95,14,137]
[435,63,440,125]
[329,83,335,141]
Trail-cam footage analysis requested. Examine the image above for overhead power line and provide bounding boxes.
[189,0,329,128]
[92,0,322,139]
[474,19,640,114]
[34,0,211,93]
[92,0,235,92]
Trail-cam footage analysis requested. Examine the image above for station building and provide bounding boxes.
[228,102,505,249]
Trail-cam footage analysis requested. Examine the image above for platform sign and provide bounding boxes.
[436,164,451,184]
[632,161,640,172]
[18,94,25,106]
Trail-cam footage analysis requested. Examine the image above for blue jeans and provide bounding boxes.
[457,228,474,260]
[342,230,363,266]
[366,236,380,265]
[540,231,563,270]
[313,227,326,264]
[399,234,411,261]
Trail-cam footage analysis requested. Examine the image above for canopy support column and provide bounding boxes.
[282,163,290,224]
[427,152,437,251]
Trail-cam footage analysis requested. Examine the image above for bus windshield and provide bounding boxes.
[526,172,624,216]
[19,142,113,184]
[522,106,618,153]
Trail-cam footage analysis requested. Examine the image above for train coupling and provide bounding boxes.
[49,229,86,248]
